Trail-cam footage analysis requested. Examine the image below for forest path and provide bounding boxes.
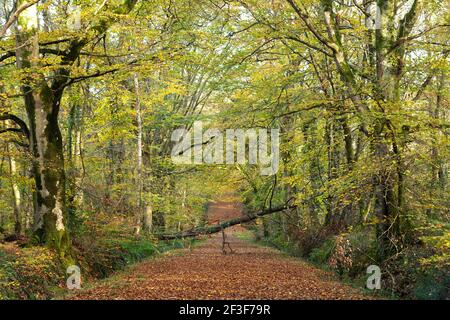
[69,200,369,300]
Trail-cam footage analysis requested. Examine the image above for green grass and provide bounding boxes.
[235,229,384,299]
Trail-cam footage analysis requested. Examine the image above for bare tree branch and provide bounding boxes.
[0,113,30,140]
[0,0,40,38]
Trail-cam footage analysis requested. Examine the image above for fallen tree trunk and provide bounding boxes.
[157,204,297,240]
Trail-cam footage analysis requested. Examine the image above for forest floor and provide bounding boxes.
[66,200,371,300]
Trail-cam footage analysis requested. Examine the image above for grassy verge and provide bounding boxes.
[0,236,200,300]
[234,229,384,299]
[54,236,202,299]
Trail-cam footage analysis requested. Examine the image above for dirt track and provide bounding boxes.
[69,201,369,300]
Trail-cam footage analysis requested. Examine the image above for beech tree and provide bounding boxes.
[1,0,138,257]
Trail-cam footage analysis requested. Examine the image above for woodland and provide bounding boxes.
[0,0,448,300]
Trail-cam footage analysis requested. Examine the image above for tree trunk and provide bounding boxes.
[143,205,153,233]
[134,73,144,235]
[372,136,398,260]
[67,96,84,230]
[433,71,447,190]
[7,144,21,236]
[324,117,336,226]
[14,3,70,257]
[26,87,70,256]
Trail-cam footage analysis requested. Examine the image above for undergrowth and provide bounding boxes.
[0,214,196,300]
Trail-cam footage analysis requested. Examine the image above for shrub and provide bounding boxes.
[309,238,335,265]
[328,235,353,277]
[413,268,449,300]
[0,246,64,299]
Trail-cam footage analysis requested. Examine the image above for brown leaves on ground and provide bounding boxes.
[68,201,370,300]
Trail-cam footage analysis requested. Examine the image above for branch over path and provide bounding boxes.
[67,201,372,300]
[157,204,297,240]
